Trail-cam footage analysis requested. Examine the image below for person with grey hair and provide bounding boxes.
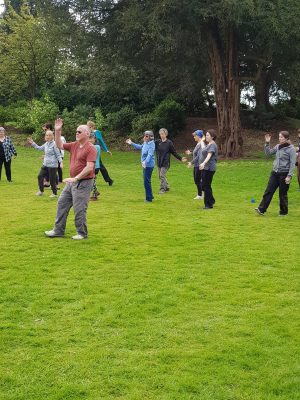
[126,130,155,202]
[44,119,97,239]
[155,128,187,194]
[0,126,17,182]
[27,130,62,197]
[255,131,296,216]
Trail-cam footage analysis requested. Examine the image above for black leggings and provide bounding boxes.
[0,158,12,181]
[202,170,216,208]
[193,167,203,196]
[38,166,57,194]
[99,158,113,184]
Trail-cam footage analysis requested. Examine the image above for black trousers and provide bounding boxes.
[258,171,290,215]
[38,166,57,194]
[0,158,11,181]
[99,158,113,184]
[57,161,63,183]
[193,167,203,196]
[202,170,215,208]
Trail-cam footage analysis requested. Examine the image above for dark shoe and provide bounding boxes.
[108,180,114,186]
[203,206,213,209]
[255,208,264,216]
[278,213,287,217]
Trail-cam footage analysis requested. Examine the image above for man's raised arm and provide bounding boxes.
[55,118,64,149]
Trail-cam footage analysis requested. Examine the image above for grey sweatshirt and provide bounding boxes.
[191,143,202,168]
[265,143,296,177]
[31,140,62,168]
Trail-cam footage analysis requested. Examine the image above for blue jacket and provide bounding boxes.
[131,140,155,167]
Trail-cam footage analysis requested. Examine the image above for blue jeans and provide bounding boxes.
[143,167,154,201]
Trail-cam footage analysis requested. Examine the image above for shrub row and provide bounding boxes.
[0,97,186,142]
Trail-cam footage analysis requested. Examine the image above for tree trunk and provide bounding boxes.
[255,68,272,112]
[207,23,243,157]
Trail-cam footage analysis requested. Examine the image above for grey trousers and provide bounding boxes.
[53,179,94,237]
[158,167,169,191]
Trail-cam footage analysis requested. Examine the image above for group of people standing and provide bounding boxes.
[126,127,218,209]
[1,120,300,240]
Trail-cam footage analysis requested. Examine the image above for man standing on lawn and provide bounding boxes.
[45,118,97,240]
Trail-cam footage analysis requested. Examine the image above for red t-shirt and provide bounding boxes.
[63,141,97,179]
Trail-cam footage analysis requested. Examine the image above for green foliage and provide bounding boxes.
[273,99,300,119]
[61,104,95,140]
[131,113,158,138]
[106,106,137,135]
[131,99,186,138]
[153,98,186,136]
[246,106,275,130]
[0,97,59,136]
[94,108,106,131]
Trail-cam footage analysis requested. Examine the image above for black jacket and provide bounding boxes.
[155,139,182,168]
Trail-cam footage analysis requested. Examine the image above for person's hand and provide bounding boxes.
[107,151,112,156]
[265,133,271,143]
[60,162,63,169]
[199,163,205,170]
[187,162,192,168]
[285,176,291,184]
[181,157,187,162]
[55,118,63,131]
[126,138,132,145]
[40,155,44,160]
[27,137,33,145]
[63,177,77,183]
[141,161,146,168]
[185,149,191,155]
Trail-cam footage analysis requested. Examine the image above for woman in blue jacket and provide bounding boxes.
[126,130,155,202]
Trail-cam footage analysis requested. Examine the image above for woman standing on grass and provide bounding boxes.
[87,121,114,186]
[255,131,296,216]
[186,130,204,200]
[0,127,17,182]
[27,131,62,198]
[126,131,155,202]
[199,129,218,210]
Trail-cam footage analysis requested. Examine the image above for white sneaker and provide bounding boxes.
[72,234,86,240]
[49,194,57,198]
[36,191,44,196]
[193,195,203,200]
[44,230,64,238]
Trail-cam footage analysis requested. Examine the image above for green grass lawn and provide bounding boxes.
[0,147,299,400]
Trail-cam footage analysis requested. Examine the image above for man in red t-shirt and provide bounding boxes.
[45,118,97,240]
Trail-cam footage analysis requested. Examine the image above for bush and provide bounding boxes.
[131,113,158,139]
[61,104,95,140]
[153,98,185,137]
[106,106,137,135]
[131,99,186,138]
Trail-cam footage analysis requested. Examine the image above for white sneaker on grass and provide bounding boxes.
[44,230,64,238]
[49,194,57,198]
[36,191,44,196]
[193,195,203,200]
[72,234,86,240]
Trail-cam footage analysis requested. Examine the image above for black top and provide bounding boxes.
[155,139,182,168]
[0,142,5,160]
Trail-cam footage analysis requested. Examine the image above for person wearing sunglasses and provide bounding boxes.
[126,131,155,202]
[44,118,97,240]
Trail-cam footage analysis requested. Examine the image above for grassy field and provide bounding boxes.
[0,147,299,400]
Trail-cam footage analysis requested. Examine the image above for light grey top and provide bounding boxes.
[200,142,218,171]
[31,140,62,168]
[265,143,296,176]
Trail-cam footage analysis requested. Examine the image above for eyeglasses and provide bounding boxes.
[76,130,82,134]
